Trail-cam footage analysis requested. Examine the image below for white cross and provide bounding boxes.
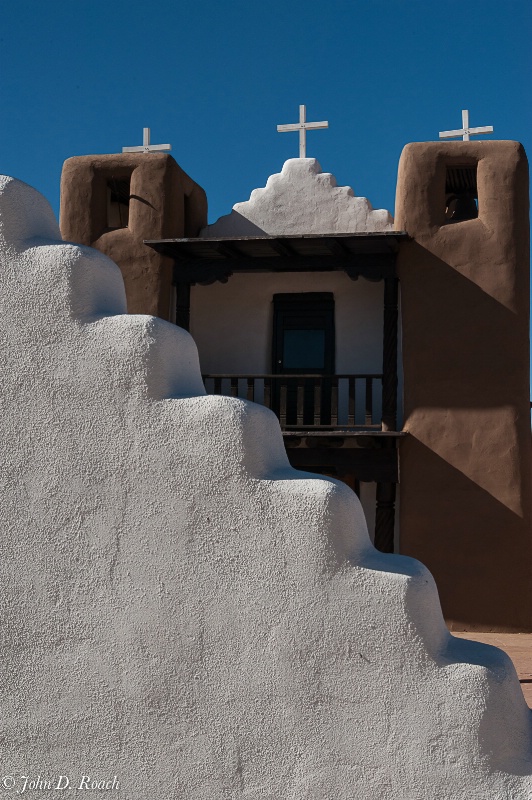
[277,105,328,158]
[122,128,171,154]
[439,110,493,142]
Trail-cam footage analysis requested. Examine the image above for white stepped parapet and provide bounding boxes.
[201,158,394,236]
[0,176,531,798]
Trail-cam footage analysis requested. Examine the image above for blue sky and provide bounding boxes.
[1,0,530,224]
[1,0,531,390]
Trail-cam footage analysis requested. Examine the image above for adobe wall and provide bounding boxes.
[60,153,207,319]
[395,141,532,631]
[2,173,532,799]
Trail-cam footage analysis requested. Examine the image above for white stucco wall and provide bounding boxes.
[1,175,532,799]
[190,271,390,436]
[201,158,393,236]
[191,271,385,529]
[194,157,403,429]
[191,272,383,375]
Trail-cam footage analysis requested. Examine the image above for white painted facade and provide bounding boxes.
[201,158,393,236]
[194,159,400,531]
[1,175,531,797]
[191,272,383,375]
[190,269,399,541]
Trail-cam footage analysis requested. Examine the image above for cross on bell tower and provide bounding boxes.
[277,105,329,158]
[122,128,172,154]
[439,110,493,142]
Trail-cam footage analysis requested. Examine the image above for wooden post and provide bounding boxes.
[375,481,396,553]
[382,275,398,432]
[175,282,191,331]
[379,274,398,551]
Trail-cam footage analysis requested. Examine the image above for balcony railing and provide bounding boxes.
[202,374,383,430]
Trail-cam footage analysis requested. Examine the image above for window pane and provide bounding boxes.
[283,329,325,369]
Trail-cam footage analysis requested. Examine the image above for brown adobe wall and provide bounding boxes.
[60,153,207,320]
[395,140,532,631]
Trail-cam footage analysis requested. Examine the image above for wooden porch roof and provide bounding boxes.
[145,232,410,282]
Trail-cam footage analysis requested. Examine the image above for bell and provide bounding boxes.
[448,193,478,222]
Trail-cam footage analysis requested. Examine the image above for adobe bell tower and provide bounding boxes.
[396,140,532,630]
[60,151,207,320]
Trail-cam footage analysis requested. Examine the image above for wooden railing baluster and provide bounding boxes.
[314,378,321,426]
[264,377,271,410]
[348,377,356,426]
[296,380,304,427]
[365,378,373,426]
[331,377,338,427]
[280,382,287,428]
[201,373,383,430]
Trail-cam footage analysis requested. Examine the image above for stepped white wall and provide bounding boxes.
[200,158,393,236]
[0,176,531,799]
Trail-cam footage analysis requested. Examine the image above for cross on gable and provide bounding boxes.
[122,128,171,154]
[277,105,329,158]
[439,110,493,142]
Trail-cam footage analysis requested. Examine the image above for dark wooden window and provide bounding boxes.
[444,164,478,223]
[272,293,335,372]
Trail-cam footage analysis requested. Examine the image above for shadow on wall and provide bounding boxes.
[400,436,532,631]
[400,243,528,412]
[201,211,266,237]
[399,241,531,522]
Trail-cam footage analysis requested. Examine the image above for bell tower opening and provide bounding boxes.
[106,175,131,229]
[444,164,478,223]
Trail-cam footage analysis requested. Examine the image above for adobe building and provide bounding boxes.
[4,173,532,800]
[396,141,532,631]
[59,139,532,632]
[60,152,207,318]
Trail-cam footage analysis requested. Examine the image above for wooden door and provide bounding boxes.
[272,293,335,426]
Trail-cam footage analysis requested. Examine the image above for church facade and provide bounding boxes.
[59,138,532,632]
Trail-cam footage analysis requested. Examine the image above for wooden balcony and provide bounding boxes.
[202,372,401,553]
[202,373,384,430]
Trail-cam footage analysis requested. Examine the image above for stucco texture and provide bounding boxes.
[1,175,532,798]
[201,158,393,236]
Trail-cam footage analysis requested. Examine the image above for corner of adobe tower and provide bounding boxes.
[394,140,532,631]
[60,152,208,320]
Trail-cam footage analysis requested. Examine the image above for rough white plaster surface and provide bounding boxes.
[201,158,393,236]
[1,174,531,799]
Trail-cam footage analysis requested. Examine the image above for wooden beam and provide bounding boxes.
[381,276,399,431]
[174,254,395,279]
[214,242,243,259]
[323,237,351,257]
[175,282,190,331]
[269,239,296,257]
[285,447,398,483]
[374,482,396,552]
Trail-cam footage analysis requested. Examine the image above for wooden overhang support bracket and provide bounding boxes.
[213,241,243,260]
[343,253,396,283]
[172,258,234,287]
[323,237,351,257]
[269,238,296,258]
